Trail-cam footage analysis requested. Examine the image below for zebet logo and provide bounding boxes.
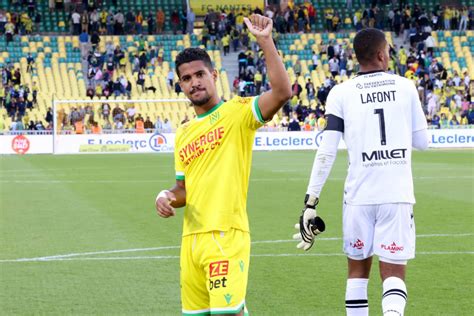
[209,260,229,290]
[362,148,407,162]
[149,133,173,152]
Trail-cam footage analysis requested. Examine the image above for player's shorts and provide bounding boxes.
[342,203,416,264]
[180,228,250,315]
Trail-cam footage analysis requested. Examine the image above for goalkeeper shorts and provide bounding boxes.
[342,203,416,264]
[180,228,250,315]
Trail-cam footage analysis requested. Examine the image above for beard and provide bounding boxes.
[190,90,211,106]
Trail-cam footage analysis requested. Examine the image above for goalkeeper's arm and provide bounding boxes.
[306,116,343,198]
[294,115,343,251]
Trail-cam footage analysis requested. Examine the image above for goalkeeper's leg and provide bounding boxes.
[343,204,375,316]
[346,258,371,316]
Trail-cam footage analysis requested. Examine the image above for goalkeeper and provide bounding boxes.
[155,14,291,316]
[293,28,429,316]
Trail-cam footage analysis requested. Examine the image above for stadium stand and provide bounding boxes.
[0,33,230,132]
[1,0,185,33]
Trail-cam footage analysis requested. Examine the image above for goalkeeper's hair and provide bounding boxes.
[175,47,214,79]
[353,28,386,66]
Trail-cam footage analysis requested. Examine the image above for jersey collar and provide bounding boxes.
[357,69,385,76]
[196,100,224,119]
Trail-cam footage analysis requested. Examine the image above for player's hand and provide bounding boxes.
[292,195,326,251]
[243,14,273,39]
[155,190,176,218]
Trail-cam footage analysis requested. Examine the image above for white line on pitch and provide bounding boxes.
[0,251,473,263]
[1,233,472,263]
[1,176,473,184]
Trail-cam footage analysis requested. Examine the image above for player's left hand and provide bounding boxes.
[292,195,326,251]
[243,14,273,39]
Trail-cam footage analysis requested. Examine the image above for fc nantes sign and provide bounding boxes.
[190,0,265,16]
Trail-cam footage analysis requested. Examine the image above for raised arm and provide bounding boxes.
[155,180,186,218]
[244,14,292,121]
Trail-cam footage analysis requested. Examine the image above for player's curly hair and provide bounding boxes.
[175,48,214,78]
[353,28,387,66]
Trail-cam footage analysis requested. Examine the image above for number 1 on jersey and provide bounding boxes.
[374,108,386,146]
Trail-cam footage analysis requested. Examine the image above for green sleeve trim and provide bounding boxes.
[176,175,185,180]
[182,312,209,316]
[252,96,265,123]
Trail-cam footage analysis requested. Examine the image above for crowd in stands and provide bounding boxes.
[83,34,168,98]
[55,102,175,134]
[0,64,49,131]
[0,8,41,42]
[69,7,194,36]
[217,2,474,131]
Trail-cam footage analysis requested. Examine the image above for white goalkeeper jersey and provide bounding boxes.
[325,70,427,205]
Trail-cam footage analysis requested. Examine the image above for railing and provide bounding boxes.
[1,125,473,136]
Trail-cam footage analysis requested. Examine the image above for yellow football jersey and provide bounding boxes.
[175,96,264,236]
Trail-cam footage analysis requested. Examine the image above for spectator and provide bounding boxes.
[137,69,146,92]
[101,103,110,120]
[155,115,163,131]
[449,114,460,126]
[156,8,165,34]
[144,116,153,129]
[167,70,174,87]
[222,32,230,56]
[162,118,172,132]
[305,79,315,101]
[440,113,449,128]
[294,60,302,77]
[146,12,154,35]
[5,21,14,44]
[311,51,319,70]
[329,56,340,78]
[288,112,301,131]
[467,104,474,124]
[114,10,124,35]
[171,10,179,34]
[291,80,302,98]
[135,11,143,34]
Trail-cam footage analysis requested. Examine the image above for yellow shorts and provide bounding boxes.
[180,228,250,315]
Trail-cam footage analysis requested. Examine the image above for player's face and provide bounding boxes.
[178,61,217,106]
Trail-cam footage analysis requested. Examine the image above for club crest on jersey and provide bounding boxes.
[209,111,220,124]
[381,242,404,253]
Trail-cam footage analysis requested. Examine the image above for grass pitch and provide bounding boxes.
[1,150,473,315]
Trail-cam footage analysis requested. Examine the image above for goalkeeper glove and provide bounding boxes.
[293,194,326,251]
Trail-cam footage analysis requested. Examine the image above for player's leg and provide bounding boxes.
[380,261,408,316]
[346,258,372,316]
[203,229,250,316]
[343,204,376,316]
[181,234,211,315]
[374,203,415,316]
